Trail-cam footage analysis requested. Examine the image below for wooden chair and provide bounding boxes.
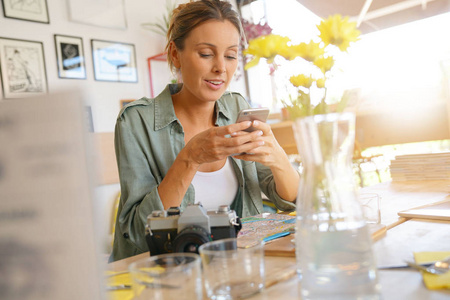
[91,132,120,254]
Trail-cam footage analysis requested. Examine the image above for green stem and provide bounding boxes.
[322,88,327,105]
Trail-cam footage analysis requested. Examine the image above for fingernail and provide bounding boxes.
[231,132,238,136]
[256,130,263,136]
[253,120,259,126]
[258,141,265,146]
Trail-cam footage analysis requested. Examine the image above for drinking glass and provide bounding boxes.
[359,193,381,224]
[129,253,202,300]
[199,238,265,300]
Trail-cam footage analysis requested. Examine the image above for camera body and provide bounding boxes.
[145,203,242,256]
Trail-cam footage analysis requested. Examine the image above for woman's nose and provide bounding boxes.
[213,58,226,73]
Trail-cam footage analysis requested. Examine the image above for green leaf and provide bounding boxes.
[154,23,166,32]
[141,0,176,37]
[313,101,329,115]
[141,23,165,36]
[336,90,350,112]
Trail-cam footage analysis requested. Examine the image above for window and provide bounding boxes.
[240,0,450,114]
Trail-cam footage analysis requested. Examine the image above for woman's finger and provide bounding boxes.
[215,121,252,136]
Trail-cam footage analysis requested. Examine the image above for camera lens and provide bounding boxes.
[173,226,211,254]
[185,244,198,253]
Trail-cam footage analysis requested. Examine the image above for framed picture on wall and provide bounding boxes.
[0,37,48,99]
[84,106,94,132]
[120,99,135,107]
[54,35,86,79]
[67,0,127,29]
[91,39,138,83]
[1,0,49,24]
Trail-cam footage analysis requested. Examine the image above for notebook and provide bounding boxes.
[263,223,386,257]
[398,200,450,221]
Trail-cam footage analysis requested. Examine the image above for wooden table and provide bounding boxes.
[109,180,450,299]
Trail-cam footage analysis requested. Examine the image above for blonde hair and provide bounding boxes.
[165,0,243,73]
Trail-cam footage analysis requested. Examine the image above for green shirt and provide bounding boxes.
[110,84,295,261]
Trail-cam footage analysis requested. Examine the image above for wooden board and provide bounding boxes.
[398,200,450,221]
[264,234,295,257]
[91,132,119,185]
[264,223,387,257]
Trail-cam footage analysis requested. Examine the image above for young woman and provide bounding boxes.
[110,0,299,261]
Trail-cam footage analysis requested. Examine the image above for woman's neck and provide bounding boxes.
[172,89,217,129]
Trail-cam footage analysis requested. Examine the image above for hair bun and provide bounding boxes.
[172,3,187,16]
[172,1,193,18]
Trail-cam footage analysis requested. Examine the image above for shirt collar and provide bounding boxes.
[215,93,233,126]
[154,84,180,131]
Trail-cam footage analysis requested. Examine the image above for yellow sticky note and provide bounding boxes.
[414,251,450,290]
[105,271,133,300]
[105,266,165,300]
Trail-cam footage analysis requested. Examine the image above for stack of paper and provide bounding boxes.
[390,152,450,181]
[0,92,103,300]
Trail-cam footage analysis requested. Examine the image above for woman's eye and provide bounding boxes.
[226,56,237,60]
[200,53,212,58]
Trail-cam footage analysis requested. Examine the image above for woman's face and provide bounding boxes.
[172,20,240,104]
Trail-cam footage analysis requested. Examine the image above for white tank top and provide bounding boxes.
[191,157,239,211]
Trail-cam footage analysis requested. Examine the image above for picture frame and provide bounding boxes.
[54,35,86,79]
[0,37,48,99]
[120,99,135,107]
[67,0,127,30]
[1,0,49,24]
[84,106,94,132]
[91,39,138,83]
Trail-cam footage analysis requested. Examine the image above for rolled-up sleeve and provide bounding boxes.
[111,107,164,261]
[256,162,296,212]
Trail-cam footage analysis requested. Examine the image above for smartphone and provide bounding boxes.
[236,107,270,132]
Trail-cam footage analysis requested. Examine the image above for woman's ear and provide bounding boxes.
[169,41,181,69]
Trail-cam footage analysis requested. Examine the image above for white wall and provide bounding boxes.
[0,0,247,253]
[0,0,247,133]
[0,0,169,254]
[0,0,170,132]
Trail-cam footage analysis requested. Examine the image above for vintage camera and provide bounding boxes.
[145,203,242,256]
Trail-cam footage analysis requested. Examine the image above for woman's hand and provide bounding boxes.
[233,120,299,202]
[232,120,286,168]
[184,121,266,166]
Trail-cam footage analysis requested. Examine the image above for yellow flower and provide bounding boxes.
[316,78,326,88]
[314,56,334,74]
[242,14,360,119]
[317,15,360,51]
[290,74,314,89]
[244,34,290,70]
[284,41,324,62]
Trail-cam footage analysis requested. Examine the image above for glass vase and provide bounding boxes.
[293,112,380,300]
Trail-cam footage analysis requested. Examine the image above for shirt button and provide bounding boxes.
[123,232,129,239]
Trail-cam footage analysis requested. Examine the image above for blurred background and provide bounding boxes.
[0,0,449,257]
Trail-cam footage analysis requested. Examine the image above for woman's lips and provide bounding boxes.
[205,79,225,90]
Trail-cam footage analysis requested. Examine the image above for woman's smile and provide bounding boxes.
[204,79,225,90]
[171,19,240,104]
